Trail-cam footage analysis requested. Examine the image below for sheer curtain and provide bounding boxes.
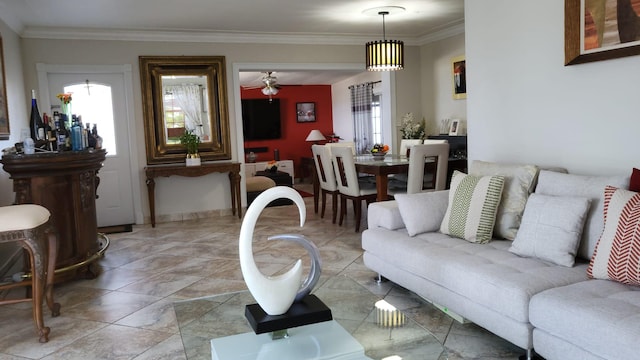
[164,84,203,137]
[349,83,375,155]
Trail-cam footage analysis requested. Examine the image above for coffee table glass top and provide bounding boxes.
[174,275,444,360]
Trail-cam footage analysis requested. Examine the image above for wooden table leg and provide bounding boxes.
[375,175,389,202]
[45,227,60,317]
[228,171,242,218]
[146,177,156,227]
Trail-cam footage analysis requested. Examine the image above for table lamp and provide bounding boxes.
[305,129,325,143]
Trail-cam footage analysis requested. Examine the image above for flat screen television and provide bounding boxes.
[241,98,281,140]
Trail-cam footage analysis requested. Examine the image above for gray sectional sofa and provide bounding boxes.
[361,163,637,360]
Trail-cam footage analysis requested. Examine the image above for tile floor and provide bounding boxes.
[0,185,524,359]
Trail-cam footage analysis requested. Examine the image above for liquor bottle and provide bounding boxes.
[87,123,96,149]
[82,121,89,149]
[29,90,45,142]
[92,124,103,149]
[43,113,55,151]
[53,112,64,151]
[71,115,83,151]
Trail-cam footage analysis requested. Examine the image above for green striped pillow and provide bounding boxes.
[440,171,505,243]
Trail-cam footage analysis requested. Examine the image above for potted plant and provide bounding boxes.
[179,129,201,166]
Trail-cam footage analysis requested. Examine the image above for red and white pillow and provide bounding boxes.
[630,168,640,192]
[587,186,640,285]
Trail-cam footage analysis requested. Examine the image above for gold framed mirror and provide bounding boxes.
[139,56,231,164]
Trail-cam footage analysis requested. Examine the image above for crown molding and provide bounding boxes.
[416,21,465,45]
[20,26,463,46]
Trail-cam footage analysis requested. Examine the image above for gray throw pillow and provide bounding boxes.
[395,191,449,236]
[509,193,591,267]
[470,160,539,240]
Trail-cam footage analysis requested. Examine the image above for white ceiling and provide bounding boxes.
[0,0,465,86]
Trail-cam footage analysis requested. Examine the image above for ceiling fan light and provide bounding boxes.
[366,40,404,71]
[262,86,279,96]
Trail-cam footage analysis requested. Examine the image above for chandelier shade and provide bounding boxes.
[366,10,404,71]
[366,39,404,71]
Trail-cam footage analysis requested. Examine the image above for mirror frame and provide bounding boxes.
[139,56,232,164]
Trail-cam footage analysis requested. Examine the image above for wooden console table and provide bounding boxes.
[144,162,241,227]
[1,149,107,283]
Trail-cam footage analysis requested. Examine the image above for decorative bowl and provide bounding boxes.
[371,152,387,159]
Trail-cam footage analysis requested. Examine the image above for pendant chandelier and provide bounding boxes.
[366,9,404,71]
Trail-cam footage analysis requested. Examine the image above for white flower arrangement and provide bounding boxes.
[399,112,425,140]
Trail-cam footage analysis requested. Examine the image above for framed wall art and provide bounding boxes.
[296,102,316,122]
[452,55,466,100]
[565,0,640,65]
[449,119,461,136]
[0,35,9,140]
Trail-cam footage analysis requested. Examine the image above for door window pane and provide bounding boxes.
[64,84,116,156]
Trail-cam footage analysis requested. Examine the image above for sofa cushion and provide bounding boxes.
[470,160,539,240]
[509,193,591,267]
[395,190,449,236]
[440,171,505,244]
[630,168,640,192]
[587,186,640,285]
[535,170,630,260]
[361,228,588,323]
[367,200,405,231]
[530,280,640,360]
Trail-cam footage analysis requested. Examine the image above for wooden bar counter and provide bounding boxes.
[1,149,108,283]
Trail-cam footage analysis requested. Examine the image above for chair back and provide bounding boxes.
[423,139,448,144]
[399,139,422,156]
[311,144,338,192]
[325,142,356,157]
[331,146,361,197]
[407,143,450,194]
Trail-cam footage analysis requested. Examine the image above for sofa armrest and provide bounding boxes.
[367,200,405,230]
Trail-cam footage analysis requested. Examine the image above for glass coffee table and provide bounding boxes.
[174,275,444,360]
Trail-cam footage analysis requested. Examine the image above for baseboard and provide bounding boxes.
[98,224,133,234]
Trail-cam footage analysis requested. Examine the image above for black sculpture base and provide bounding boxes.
[245,294,333,335]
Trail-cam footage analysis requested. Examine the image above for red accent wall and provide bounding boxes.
[241,85,333,180]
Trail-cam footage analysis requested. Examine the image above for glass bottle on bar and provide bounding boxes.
[29,89,45,146]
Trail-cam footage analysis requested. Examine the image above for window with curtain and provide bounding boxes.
[349,82,375,154]
[163,84,204,142]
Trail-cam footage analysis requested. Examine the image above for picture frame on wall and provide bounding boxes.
[0,35,9,140]
[449,119,461,136]
[296,102,316,122]
[565,0,640,65]
[452,55,466,100]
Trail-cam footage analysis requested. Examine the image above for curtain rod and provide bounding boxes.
[348,80,381,89]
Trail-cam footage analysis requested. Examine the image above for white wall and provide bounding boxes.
[0,21,27,206]
[420,33,467,135]
[465,0,639,175]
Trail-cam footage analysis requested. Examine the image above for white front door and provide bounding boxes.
[41,68,136,227]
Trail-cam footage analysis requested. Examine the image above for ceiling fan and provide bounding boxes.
[242,72,281,100]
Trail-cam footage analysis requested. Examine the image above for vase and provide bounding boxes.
[61,103,72,129]
[185,153,201,167]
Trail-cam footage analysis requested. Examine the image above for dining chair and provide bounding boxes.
[311,144,339,223]
[406,143,450,193]
[423,139,448,144]
[325,141,356,157]
[399,139,422,157]
[330,146,377,232]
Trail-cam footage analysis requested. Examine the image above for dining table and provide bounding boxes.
[354,154,410,202]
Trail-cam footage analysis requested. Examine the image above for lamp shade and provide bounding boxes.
[305,130,325,142]
[366,40,404,71]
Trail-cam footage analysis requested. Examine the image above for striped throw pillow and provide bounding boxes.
[440,171,505,244]
[587,186,640,285]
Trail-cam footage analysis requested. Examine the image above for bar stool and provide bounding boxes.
[0,204,60,343]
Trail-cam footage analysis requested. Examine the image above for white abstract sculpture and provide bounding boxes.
[239,186,321,315]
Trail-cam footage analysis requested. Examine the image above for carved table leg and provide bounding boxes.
[146,177,156,227]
